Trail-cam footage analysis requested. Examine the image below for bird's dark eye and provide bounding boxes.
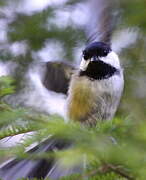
[103,50,108,56]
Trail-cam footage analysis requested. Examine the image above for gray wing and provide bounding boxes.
[43,61,75,94]
[86,0,118,44]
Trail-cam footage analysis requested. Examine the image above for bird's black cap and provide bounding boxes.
[83,42,111,60]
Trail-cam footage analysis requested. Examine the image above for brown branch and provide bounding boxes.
[100,163,135,180]
[79,163,135,180]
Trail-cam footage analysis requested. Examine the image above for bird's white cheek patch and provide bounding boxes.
[79,58,90,71]
[99,51,120,69]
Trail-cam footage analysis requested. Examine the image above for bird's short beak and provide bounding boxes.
[79,57,90,71]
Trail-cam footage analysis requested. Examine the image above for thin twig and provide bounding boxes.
[79,163,134,180]
[110,164,134,180]
[101,163,134,180]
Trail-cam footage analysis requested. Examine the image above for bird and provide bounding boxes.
[67,41,124,126]
[0,0,124,179]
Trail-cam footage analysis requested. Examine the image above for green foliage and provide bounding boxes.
[58,172,126,180]
[8,10,54,50]
[0,76,15,98]
[17,172,126,180]
[0,113,145,179]
[0,75,139,179]
[120,0,146,32]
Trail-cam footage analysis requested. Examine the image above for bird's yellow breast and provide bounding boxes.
[67,74,96,122]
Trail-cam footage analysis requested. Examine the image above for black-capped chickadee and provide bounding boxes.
[67,42,124,126]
